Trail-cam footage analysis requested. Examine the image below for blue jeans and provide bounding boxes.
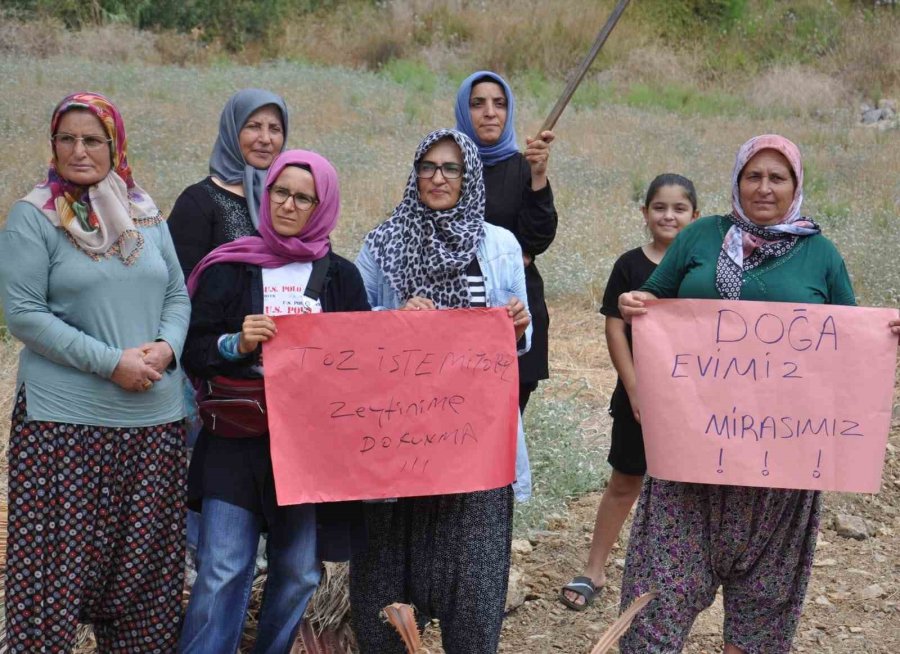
[179,498,321,654]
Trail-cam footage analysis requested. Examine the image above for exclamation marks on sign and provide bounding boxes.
[716,448,724,474]
[813,449,822,479]
[762,451,770,477]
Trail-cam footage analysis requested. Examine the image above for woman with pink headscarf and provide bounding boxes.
[614,135,891,653]
[178,150,369,653]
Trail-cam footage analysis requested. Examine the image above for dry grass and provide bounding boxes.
[280,0,646,75]
[743,65,850,117]
[824,10,900,100]
[0,17,212,66]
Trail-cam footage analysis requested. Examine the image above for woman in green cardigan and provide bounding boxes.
[615,134,894,654]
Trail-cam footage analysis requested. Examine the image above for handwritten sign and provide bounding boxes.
[633,299,898,493]
[264,308,519,504]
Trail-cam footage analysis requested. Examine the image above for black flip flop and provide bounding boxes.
[559,575,600,611]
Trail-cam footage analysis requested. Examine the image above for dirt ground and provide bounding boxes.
[492,446,900,654]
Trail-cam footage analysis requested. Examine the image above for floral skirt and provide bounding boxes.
[619,477,820,654]
[4,388,186,653]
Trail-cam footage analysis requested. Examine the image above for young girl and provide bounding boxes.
[560,173,699,610]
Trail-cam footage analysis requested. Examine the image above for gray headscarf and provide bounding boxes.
[209,88,289,229]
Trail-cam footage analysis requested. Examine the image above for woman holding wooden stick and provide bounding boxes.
[455,70,558,414]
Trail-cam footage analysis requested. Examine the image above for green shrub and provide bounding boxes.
[380,59,437,94]
[514,386,607,533]
[634,0,747,39]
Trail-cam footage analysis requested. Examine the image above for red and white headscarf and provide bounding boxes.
[22,92,160,265]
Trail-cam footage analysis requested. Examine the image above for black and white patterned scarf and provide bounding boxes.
[365,129,486,308]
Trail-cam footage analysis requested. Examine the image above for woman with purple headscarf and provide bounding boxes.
[615,135,873,653]
[178,150,369,654]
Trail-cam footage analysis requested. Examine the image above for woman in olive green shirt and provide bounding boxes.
[615,135,891,654]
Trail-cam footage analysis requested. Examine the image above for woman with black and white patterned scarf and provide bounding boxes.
[351,128,531,654]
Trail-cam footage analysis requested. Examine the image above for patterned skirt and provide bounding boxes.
[4,388,186,653]
[619,477,820,654]
[350,486,514,654]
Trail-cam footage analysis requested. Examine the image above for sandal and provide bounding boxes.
[559,575,601,611]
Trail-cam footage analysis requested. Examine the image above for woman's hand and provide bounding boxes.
[524,130,554,190]
[618,291,657,324]
[139,340,174,373]
[111,347,163,392]
[239,314,277,354]
[890,317,900,344]
[401,296,436,311]
[506,296,530,341]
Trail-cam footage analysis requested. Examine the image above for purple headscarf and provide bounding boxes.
[187,149,339,296]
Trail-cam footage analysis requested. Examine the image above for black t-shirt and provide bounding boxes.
[600,246,657,418]
[601,246,657,342]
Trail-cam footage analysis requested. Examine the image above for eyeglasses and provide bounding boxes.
[52,133,112,151]
[269,186,318,211]
[415,161,464,180]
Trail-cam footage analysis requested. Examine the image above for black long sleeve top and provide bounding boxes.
[483,153,558,383]
[183,253,370,560]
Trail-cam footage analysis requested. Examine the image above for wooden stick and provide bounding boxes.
[536,0,631,135]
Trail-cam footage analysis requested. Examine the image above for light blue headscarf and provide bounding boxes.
[209,88,289,229]
[454,71,519,167]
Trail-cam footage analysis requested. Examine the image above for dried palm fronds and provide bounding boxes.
[292,562,355,653]
[240,562,355,653]
[589,590,658,654]
[306,562,352,635]
[383,602,429,654]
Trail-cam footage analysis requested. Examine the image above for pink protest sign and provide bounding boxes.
[263,308,519,504]
[633,299,898,493]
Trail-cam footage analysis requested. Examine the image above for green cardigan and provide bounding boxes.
[642,215,856,306]
[0,201,190,427]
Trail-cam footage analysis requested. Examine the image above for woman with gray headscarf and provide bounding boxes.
[168,88,289,566]
[168,88,289,278]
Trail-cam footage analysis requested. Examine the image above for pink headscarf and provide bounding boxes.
[730,134,804,227]
[187,149,339,296]
[716,134,820,300]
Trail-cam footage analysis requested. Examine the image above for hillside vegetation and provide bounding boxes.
[4,0,900,103]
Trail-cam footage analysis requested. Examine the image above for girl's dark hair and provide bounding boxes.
[286,163,311,172]
[644,173,698,211]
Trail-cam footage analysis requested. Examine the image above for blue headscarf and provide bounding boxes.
[454,71,519,167]
[209,88,289,230]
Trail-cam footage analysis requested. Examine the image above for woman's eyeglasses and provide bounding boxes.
[52,133,112,151]
[415,162,464,180]
[269,186,318,211]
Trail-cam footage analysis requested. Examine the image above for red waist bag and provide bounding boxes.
[197,376,267,439]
